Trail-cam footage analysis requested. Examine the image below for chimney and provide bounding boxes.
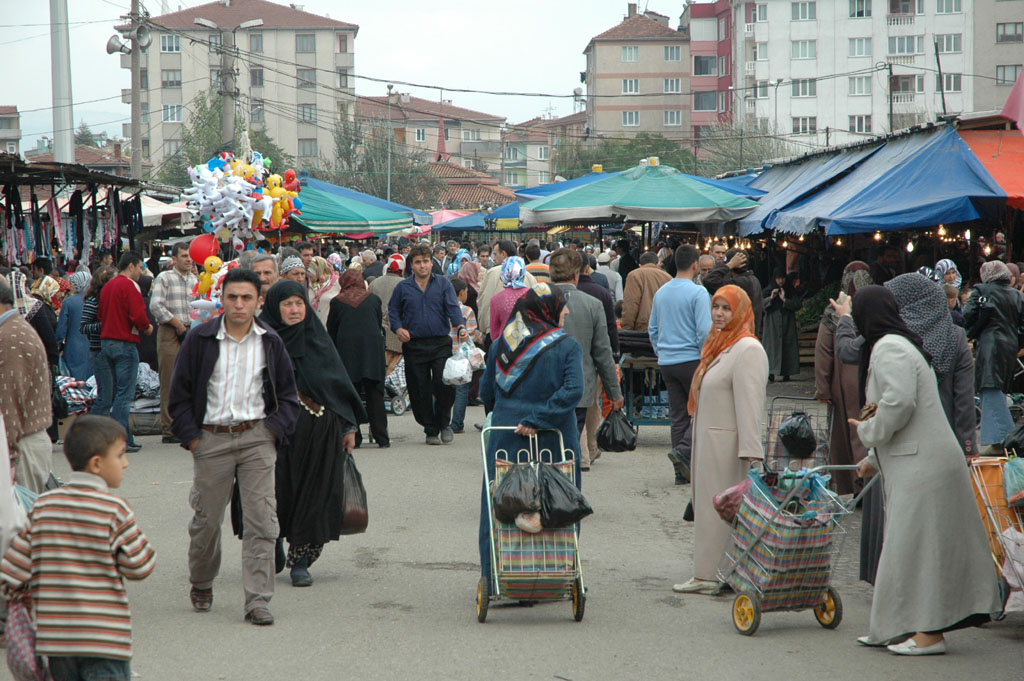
[627,2,637,17]
[113,142,122,161]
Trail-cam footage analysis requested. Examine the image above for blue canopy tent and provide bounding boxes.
[434,211,487,232]
[488,201,519,220]
[768,126,1006,236]
[713,171,762,188]
[300,176,432,226]
[687,173,765,199]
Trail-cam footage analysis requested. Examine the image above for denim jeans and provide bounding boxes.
[90,350,114,417]
[450,383,469,432]
[101,339,139,445]
[979,388,1014,446]
[49,656,131,681]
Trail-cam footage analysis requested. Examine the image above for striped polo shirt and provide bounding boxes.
[1,472,156,661]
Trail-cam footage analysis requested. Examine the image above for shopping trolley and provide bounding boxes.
[384,357,410,415]
[717,465,878,635]
[969,456,1024,615]
[477,426,585,623]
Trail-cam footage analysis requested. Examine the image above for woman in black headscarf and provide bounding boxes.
[762,268,801,382]
[262,280,368,587]
[846,286,998,655]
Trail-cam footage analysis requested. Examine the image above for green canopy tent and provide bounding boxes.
[289,184,413,233]
[518,163,760,227]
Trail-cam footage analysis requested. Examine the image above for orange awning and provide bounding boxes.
[958,129,1024,210]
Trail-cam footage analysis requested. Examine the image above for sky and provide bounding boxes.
[2,0,678,151]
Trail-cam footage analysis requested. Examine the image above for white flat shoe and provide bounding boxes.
[887,639,947,656]
[672,578,717,594]
[857,636,886,647]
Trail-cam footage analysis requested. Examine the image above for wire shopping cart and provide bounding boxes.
[477,426,585,623]
[764,396,831,471]
[717,465,877,635]
[969,456,1024,615]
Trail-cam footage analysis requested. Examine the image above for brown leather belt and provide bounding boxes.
[202,419,260,434]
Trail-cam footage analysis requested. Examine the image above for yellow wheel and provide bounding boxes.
[732,593,761,636]
[571,578,586,622]
[476,577,489,623]
[814,587,843,629]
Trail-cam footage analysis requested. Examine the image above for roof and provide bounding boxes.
[429,161,495,181]
[0,106,17,116]
[429,161,516,209]
[0,153,141,189]
[357,96,505,125]
[24,144,152,168]
[149,0,357,32]
[586,12,686,51]
[958,129,1024,210]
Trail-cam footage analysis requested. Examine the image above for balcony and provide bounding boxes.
[744,23,754,37]
[0,127,20,141]
[886,55,917,65]
[887,14,914,26]
[891,92,916,104]
[745,61,756,74]
[461,140,502,156]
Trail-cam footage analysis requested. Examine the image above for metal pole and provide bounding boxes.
[934,41,947,116]
[220,29,235,150]
[129,0,141,179]
[386,83,393,202]
[49,0,74,163]
[887,63,894,132]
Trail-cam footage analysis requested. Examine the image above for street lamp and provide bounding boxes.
[194,16,264,151]
[106,0,152,179]
[386,83,394,201]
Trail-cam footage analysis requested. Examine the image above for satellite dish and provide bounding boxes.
[106,34,131,55]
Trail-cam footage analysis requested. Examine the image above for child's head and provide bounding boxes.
[64,415,129,488]
[450,276,468,303]
[959,288,971,307]
[942,283,959,309]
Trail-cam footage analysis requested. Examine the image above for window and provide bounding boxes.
[997,65,1023,85]
[888,35,924,55]
[719,91,728,113]
[140,103,149,123]
[936,73,962,92]
[298,103,317,123]
[664,110,682,126]
[163,139,182,158]
[792,117,817,134]
[849,115,872,133]
[622,78,639,94]
[251,100,264,123]
[140,69,148,89]
[849,75,871,95]
[694,125,713,139]
[792,40,816,59]
[621,46,638,62]
[463,128,480,141]
[890,74,925,92]
[997,23,1024,43]
[505,170,520,185]
[337,69,349,88]
[210,69,222,89]
[718,17,728,40]
[892,113,925,129]
[694,55,717,76]
[936,0,960,12]
[849,0,871,17]
[694,91,717,111]
[336,102,348,120]
[505,146,519,161]
[160,34,180,52]
[298,139,317,157]
[664,78,681,93]
[538,171,551,184]
[249,33,263,53]
[297,68,316,88]
[251,68,264,87]
[444,128,450,142]
[622,110,640,126]
[755,3,768,20]
[141,139,149,159]
[935,34,962,53]
[162,104,182,122]
[296,34,315,53]
[756,80,769,98]
[415,128,426,142]
[160,69,181,88]
[755,42,768,60]
[792,78,817,97]
[791,2,817,20]
[849,37,872,57]
[337,34,348,53]
[538,146,549,160]
[665,45,681,61]
[208,33,221,53]
[889,0,924,13]
[719,56,728,75]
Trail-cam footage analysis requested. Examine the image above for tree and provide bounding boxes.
[552,132,696,179]
[74,121,95,147]
[694,120,795,177]
[311,116,444,210]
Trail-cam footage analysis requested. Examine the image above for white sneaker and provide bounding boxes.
[887,639,947,656]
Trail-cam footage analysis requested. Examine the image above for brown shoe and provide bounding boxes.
[244,607,274,625]
[190,586,213,612]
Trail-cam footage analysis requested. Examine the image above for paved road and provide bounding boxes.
[56,374,1023,680]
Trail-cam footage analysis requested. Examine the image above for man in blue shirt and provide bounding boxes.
[389,243,467,445]
[648,245,712,484]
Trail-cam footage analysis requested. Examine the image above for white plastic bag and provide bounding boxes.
[464,343,486,371]
[442,355,472,385]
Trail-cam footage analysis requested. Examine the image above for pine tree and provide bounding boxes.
[74,121,95,147]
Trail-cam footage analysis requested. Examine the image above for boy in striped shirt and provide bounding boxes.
[2,415,156,681]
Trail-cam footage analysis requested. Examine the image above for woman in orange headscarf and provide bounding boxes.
[674,284,769,594]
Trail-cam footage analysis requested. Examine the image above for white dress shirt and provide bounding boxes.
[204,318,267,426]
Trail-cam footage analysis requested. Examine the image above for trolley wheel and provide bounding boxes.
[814,587,843,629]
[732,593,761,636]
[476,576,489,623]
[391,397,406,416]
[571,578,586,622]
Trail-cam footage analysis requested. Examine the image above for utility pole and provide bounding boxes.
[49,0,74,163]
[220,29,235,151]
[129,0,141,179]
[386,83,393,201]
[825,125,830,146]
[887,62,894,132]
[934,41,948,116]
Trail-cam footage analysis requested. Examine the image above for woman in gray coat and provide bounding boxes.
[848,286,999,656]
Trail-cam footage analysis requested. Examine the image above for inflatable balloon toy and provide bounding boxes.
[193,255,223,298]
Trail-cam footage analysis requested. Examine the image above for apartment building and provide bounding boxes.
[583,4,691,141]
[357,96,507,180]
[972,0,1024,110]
[731,0,976,146]
[122,0,357,174]
[502,118,554,188]
[0,106,21,156]
[680,0,734,139]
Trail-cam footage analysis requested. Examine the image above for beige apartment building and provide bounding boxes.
[0,106,20,155]
[972,0,1024,111]
[583,4,691,141]
[122,0,357,175]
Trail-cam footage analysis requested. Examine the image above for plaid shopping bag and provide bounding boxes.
[6,595,51,681]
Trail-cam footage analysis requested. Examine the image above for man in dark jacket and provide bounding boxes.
[615,239,638,285]
[169,268,300,626]
[702,249,765,337]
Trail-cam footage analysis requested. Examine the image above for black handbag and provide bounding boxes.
[596,409,638,452]
[50,364,68,420]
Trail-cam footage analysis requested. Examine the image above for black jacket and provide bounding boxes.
[578,274,620,357]
[964,281,1024,392]
[168,316,300,449]
[702,263,765,338]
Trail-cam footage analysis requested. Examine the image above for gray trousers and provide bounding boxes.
[661,360,700,462]
[13,429,53,495]
[188,422,278,612]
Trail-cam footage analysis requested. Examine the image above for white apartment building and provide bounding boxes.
[121,0,357,176]
[734,0,975,146]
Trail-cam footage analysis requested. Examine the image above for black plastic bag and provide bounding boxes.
[492,464,540,523]
[538,463,593,528]
[339,453,368,535]
[596,410,638,452]
[778,411,816,460]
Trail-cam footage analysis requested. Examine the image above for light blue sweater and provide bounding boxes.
[648,278,712,365]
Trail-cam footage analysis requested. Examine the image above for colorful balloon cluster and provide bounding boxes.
[186,233,239,324]
[181,151,303,250]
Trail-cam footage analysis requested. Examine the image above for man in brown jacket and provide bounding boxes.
[621,252,671,331]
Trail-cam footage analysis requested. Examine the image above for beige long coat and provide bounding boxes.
[691,336,769,580]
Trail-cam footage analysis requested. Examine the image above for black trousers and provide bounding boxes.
[661,360,700,462]
[403,336,455,436]
[355,378,390,447]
